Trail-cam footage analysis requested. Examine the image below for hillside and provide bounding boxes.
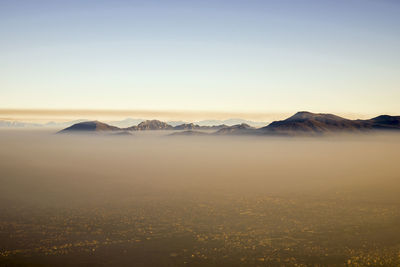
[58,121,120,133]
[259,111,400,135]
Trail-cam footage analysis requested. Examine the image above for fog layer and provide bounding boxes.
[1,131,400,266]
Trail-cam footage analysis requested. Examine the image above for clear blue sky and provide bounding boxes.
[1,0,399,116]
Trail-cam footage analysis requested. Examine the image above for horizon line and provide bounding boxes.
[0,108,387,123]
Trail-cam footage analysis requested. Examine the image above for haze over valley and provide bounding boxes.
[1,128,400,266]
[1,0,400,266]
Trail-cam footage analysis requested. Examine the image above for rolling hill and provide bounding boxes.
[58,121,120,133]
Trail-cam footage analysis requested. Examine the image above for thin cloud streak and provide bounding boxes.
[0,109,291,123]
[0,109,378,123]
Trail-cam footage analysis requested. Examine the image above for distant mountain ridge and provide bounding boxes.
[0,119,87,129]
[215,123,255,135]
[259,111,400,135]
[58,120,227,134]
[195,119,269,127]
[57,112,400,135]
[0,121,42,128]
[126,120,174,131]
[0,118,267,129]
[58,121,120,133]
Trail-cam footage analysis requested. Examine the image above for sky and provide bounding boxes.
[1,0,399,121]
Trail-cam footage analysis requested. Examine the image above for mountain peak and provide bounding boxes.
[127,120,173,131]
[58,121,120,133]
[285,111,347,123]
[370,115,400,128]
[214,123,255,135]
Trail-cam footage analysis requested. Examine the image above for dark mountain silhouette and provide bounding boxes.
[58,112,400,136]
[259,111,364,134]
[125,120,173,131]
[215,123,256,135]
[58,121,120,133]
[259,111,400,135]
[173,123,201,130]
[367,115,400,129]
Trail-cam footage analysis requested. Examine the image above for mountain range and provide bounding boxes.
[258,111,400,135]
[108,118,269,128]
[0,118,267,129]
[57,111,400,136]
[58,120,227,134]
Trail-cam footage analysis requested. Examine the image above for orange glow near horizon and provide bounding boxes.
[0,108,379,123]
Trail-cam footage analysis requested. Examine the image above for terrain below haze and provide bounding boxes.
[1,131,400,266]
